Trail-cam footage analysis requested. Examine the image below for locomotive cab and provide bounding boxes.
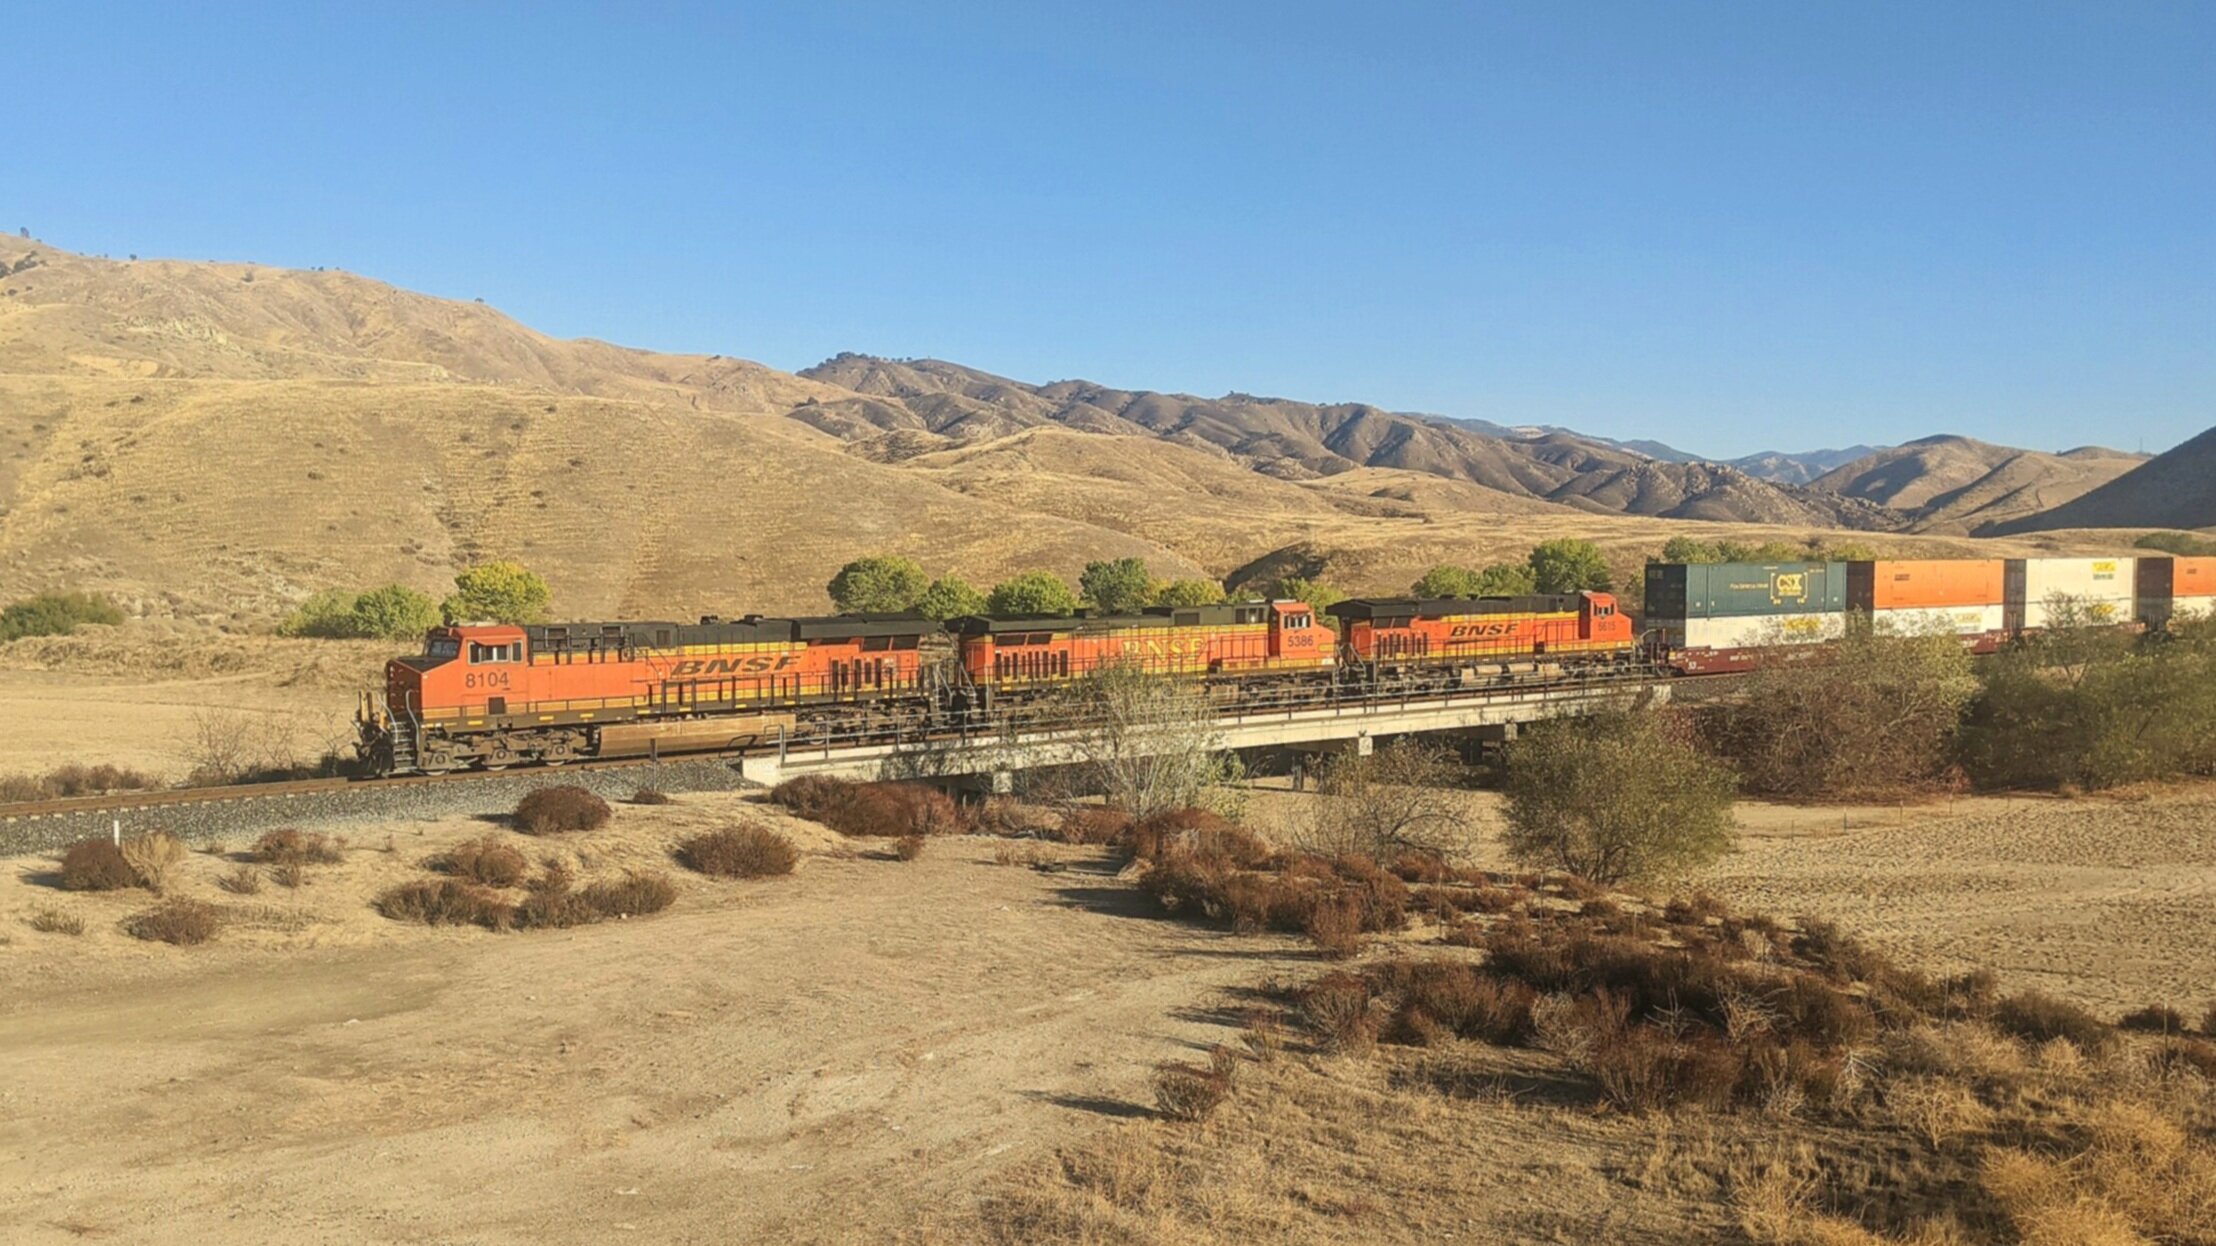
[386,624,529,720]
[1268,600,1328,661]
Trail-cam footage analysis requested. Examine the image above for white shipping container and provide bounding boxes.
[2009,558,2136,630]
[1871,604,2006,638]
[2175,595,2216,622]
[1662,612,1846,651]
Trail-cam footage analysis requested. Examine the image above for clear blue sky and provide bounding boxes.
[12,2,2211,458]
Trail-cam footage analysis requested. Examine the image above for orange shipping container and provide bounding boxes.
[2177,557,2216,598]
[1847,560,2007,611]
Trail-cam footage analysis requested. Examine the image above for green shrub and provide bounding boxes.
[827,555,928,613]
[1961,620,2216,790]
[1153,579,1227,607]
[2133,530,2216,556]
[914,575,987,620]
[1502,709,1737,884]
[279,584,440,640]
[1527,538,1612,593]
[0,591,123,641]
[1411,562,1535,598]
[986,571,1079,616]
[1704,628,1977,798]
[441,561,551,625]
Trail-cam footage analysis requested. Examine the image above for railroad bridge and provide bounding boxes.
[0,673,1674,854]
[743,674,1672,790]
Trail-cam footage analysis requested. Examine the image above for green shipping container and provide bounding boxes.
[1643,562,1846,620]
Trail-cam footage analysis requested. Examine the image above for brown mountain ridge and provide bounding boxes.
[0,239,2142,626]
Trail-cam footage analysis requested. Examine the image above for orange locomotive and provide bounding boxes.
[358,613,935,773]
[1328,591,1640,686]
[945,599,1332,712]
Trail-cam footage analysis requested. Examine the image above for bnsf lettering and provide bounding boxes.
[667,654,802,677]
[1447,623,1522,639]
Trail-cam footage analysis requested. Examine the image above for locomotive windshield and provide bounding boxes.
[425,637,461,662]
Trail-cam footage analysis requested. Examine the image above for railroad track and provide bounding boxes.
[4,666,1737,827]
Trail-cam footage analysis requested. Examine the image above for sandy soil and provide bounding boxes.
[0,794,1319,1244]
[1248,781,2216,1013]
[3,783,2211,1242]
[0,631,382,779]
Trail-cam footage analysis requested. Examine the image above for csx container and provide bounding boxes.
[1643,562,1846,664]
[2135,556,2216,628]
[2003,557,2135,631]
[1845,559,2007,645]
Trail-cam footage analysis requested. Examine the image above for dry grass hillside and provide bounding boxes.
[1983,425,2216,535]
[1807,435,2147,534]
[0,238,2160,628]
[0,372,1199,622]
[800,353,1896,528]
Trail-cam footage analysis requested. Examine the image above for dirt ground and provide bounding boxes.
[3,783,2212,1242]
[0,794,1319,1244]
[0,631,380,779]
[1248,781,2216,1013]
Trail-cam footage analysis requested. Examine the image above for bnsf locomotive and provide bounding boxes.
[356,591,1631,774]
[356,553,2215,776]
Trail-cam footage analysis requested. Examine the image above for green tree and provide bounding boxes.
[1411,564,1483,597]
[987,571,1080,616]
[1472,562,1538,595]
[1271,577,1345,616]
[826,555,928,613]
[914,575,988,621]
[441,561,552,625]
[0,591,124,641]
[348,584,443,640]
[1959,611,2216,791]
[1153,578,1227,607]
[1503,707,1737,883]
[1080,557,1156,614]
[1527,538,1613,593]
[1658,536,1719,564]
[1706,627,1977,798]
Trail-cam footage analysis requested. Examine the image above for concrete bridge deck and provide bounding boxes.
[740,676,1670,788]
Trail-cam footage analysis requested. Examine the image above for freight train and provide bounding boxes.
[354,555,2215,775]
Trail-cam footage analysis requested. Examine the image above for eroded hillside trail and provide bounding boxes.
[0,843,1314,1244]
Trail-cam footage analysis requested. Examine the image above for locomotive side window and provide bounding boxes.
[468,642,520,663]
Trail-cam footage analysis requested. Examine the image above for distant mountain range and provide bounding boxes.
[801,356,2153,534]
[0,236,2188,626]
